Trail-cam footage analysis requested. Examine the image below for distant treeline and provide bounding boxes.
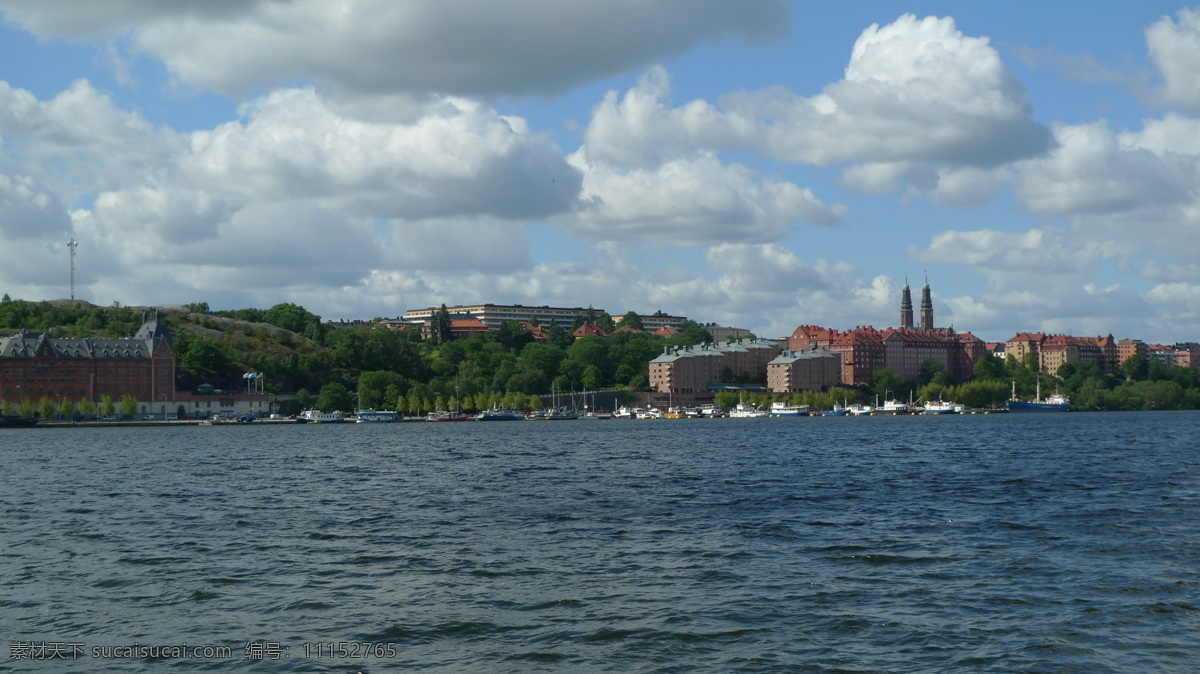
[2,297,1195,412]
[0,297,715,412]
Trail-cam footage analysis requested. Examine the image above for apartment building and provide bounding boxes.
[648,339,785,396]
[767,348,842,393]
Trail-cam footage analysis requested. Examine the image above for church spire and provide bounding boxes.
[920,271,933,330]
[900,274,913,329]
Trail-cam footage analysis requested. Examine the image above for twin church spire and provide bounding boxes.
[900,273,933,330]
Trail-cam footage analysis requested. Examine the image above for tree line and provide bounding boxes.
[3,297,1198,413]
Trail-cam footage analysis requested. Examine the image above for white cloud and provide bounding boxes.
[928,167,1008,208]
[0,79,181,197]
[1016,120,1192,215]
[0,173,72,239]
[584,15,1052,175]
[1146,8,1200,111]
[912,228,1112,288]
[0,0,789,98]
[560,150,845,244]
[184,87,582,220]
[1120,113,1200,156]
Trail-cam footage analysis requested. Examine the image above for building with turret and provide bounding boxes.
[0,316,176,408]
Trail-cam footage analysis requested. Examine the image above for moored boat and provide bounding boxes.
[355,409,399,422]
[0,415,36,428]
[729,402,768,418]
[300,409,345,423]
[921,398,963,414]
[475,407,525,421]
[427,410,472,422]
[769,401,810,417]
[1006,381,1070,412]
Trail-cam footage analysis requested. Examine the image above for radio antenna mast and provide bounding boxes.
[67,238,78,300]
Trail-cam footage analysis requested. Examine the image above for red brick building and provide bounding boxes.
[0,318,175,406]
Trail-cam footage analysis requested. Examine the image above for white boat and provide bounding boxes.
[581,408,614,420]
[300,409,345,423]
[475,407,526,421]
[614,406,636,419]
[847,404,873,416]
[877,398,912,415]
[355,409,399,422]
[729,402,768,418]
[427,410,472,422]
[769,402,809,417]
[698,404,725,417]
[921,397,963,414]
[636,407,664,419]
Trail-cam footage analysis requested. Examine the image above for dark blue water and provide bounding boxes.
[2,412,1198,672]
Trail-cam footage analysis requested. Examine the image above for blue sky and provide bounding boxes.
[1,1,1199,344]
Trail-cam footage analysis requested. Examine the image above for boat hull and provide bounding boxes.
[1006,400,1070,412]
[0,416,36,428]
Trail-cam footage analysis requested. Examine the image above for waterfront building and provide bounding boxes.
[767,348,842,393]
[829,327,885,385]
[648,338,785,396]
[0,316,175,410]
[1007,333,1119,375]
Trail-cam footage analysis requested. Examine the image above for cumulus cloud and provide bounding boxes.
[0,0,789,98]
[913,228,1108,283]
[0,77,576,311]
[0,173,72,240]
[1146,8,1200,111]
[585,15,1053,171]
[0,79,181,197]
[1016,121,1192,216]
[559,150,845,244]
[184,87,581,220]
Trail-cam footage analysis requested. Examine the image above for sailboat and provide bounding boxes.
[428,379,472,421]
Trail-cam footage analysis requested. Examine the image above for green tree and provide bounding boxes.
[675,320,712,345]
[18,397,33,418]
[316,382,354,412]
[79,398,95,419]
[918,359,947,386]
[60,398,76,420]
[582,365,603,390]
[120,395,137,416]
[870,367,908,400]
[100,394,115,417]
[39,397,56,420]
[431,304,452,344]
[181,337,229,376]
[263,302,320,334]
[619,311,645,331]
[357,370,406,409]
[494,320,532,351]
[714,391,741,409]
[973,353,1006,381]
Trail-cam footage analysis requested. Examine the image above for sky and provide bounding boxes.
[1,1,1199,344]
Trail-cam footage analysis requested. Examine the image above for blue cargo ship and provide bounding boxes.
[1006,381,1070,412]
